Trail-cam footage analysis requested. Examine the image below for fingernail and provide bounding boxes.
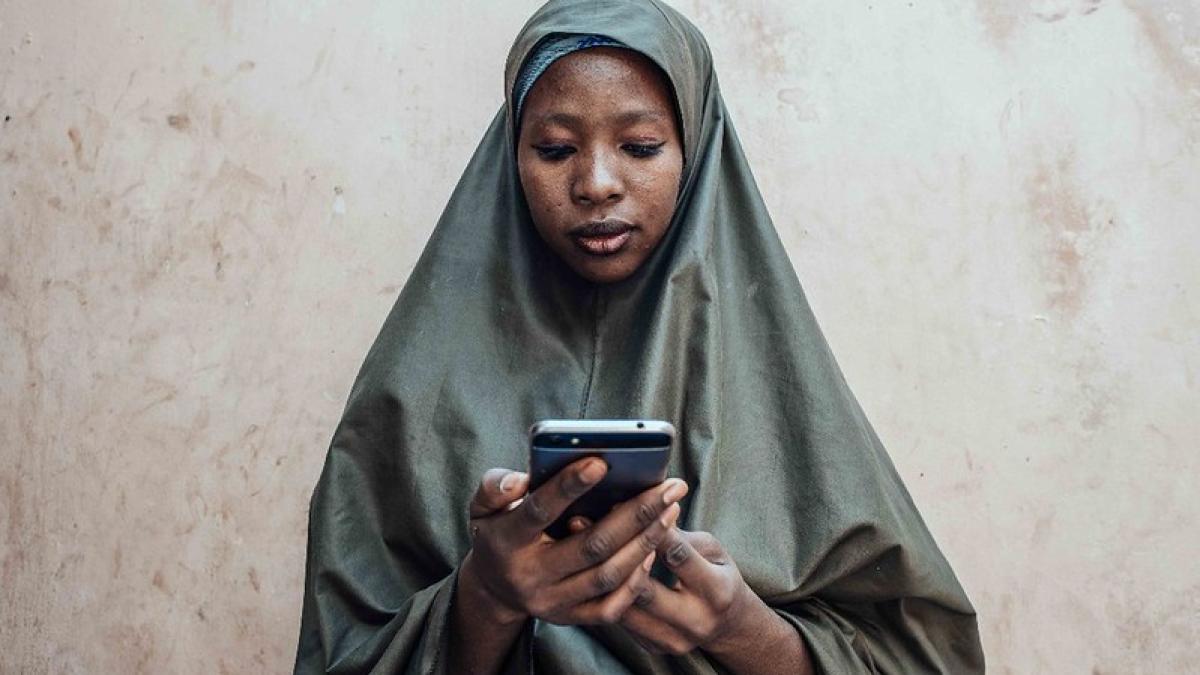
[662,499,681,526]
[499,472,524,492]
[661,479,687,505]
[642,551,656,572]
[581,459,606,484]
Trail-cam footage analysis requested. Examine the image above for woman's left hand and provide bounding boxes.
[566,517,759,655]
[618,527,759,656]
[566,515,812,673]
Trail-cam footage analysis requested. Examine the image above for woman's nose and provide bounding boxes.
[571,150,623,205]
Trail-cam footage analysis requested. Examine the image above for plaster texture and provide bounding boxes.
[1,1,1197,672]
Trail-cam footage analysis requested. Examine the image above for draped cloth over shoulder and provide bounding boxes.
[293,0,985,672]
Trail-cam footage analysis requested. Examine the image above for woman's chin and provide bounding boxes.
[569,255,641,284]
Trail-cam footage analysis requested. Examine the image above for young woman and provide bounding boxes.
[294,1,984,673]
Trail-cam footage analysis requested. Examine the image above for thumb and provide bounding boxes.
[469,468,529,518]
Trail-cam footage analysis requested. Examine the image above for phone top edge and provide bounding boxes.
[528,419,677,437]
[530,445,671,452]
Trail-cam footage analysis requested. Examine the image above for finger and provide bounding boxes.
[469,468,528,518]
[552,479,688,577]
[629,575,696,619]
[567,516,593,534]
[507,457,606,542]
[570,551,655,625]
[657,526,717,587]
[620,603,693,656]
[551,503,679,606]
[657,528,739,619]
[678,529,727,565]
[656,527,739,607]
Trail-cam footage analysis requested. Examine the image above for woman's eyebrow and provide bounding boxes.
[534,110,668,129]
[613,110,667,125]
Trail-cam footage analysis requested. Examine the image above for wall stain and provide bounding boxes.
[130,379,179,417]
[53,553,85,580]
[41,278,89,307]
[1034,0,1104,22]
[1,473,26,590]
[212,235,228,280]
[976,0,1021,45]
[1069,348,1123,433]
[1023,147,1114,318]
[300,39,333,87]
[1124,0,1200,93]
[112,546,123,579]
[211,104,224,139]
[777,87,820,123]
[67,127,84,167]
[976,0,1107,46]
[167,114,191,131]
[62,107,111,172]
[1030,510,1057,547]
[687,1,796,75]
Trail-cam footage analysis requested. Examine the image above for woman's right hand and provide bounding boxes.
[460,458,686,627]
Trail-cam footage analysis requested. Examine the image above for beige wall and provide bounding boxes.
[2,1,1197,672]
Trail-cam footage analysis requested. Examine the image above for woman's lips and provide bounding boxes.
[572,229,632,255]
[569,220,635,256]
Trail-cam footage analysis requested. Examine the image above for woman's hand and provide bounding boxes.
[566,517,751,654]
[460,459,687,628]
[619,527,756,655]
[567,511,814,674]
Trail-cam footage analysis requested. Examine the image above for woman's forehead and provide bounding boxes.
[520,49,679,123]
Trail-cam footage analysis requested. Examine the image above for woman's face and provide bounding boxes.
[517,47,684,284]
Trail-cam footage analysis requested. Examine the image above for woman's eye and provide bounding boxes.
[533,144,574,161]
[623,142,665,158]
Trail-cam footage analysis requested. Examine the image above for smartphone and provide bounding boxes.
[528,419,675,539]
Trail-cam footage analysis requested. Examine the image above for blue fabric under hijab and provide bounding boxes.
[512,33,626,122]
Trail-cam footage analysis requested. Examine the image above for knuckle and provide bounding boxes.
[694,616,719,642]
[525,593,551,618]
[559,473,588,499]
[507,563,536,599]
[664,540,690,567]
[581,531,614,564]
[636,531,660,554]
[635,501,658,527]
[522,494,551,525]
[592,564,621,594]
[666,639,693,656]
[597,604,623,625]
[633,585,654,607]
[478,469,504,495]
[711,582,736,612]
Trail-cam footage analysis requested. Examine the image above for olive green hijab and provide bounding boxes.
[293,1,984,673]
